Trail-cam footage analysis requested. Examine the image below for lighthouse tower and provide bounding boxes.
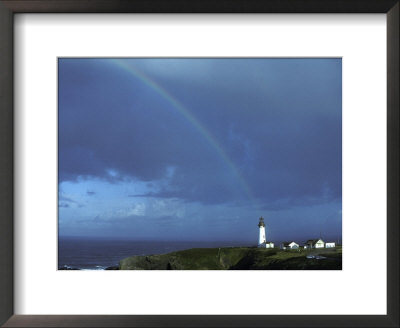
[258,216,266,246]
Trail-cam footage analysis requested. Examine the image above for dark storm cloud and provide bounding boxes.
[156,59,342,206]
[58,58,341,208]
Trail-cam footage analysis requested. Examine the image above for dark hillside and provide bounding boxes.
[119,247,342,270]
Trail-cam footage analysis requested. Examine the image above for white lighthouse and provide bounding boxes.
[258,216,266,245]
[258,216,274,248]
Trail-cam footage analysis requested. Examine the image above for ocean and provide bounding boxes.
[58,237,252,270]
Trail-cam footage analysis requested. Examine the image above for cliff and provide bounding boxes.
[119,246,342,270]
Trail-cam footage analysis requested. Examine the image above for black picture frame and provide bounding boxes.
[0,1,398,327]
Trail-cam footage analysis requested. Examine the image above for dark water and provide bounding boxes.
[58,237,251,270]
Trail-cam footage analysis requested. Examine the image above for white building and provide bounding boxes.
[325,242,336,248]
[265,242,274,248]
[281,242,299,250]
[261,241,274,248]
[258,217,266,246]
[258,217,274,248]
[306,239,325,249]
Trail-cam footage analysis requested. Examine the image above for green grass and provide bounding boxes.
[119,246,342,270]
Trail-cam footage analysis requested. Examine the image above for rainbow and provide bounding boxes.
[110,58,254,202]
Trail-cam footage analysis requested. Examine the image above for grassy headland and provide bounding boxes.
[119,246,342,270]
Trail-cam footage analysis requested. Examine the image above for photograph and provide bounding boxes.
[58,58,342,270]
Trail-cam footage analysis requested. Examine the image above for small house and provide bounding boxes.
[306,239,325,249]
[265,241,274,248]
[325,242,336,248]
[281,241,299,250]
[259,241,275,248]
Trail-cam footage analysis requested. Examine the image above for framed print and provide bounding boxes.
[0,1,398,327]
[57,56,343,272]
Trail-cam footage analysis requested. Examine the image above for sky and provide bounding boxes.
[58,58,342,244]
